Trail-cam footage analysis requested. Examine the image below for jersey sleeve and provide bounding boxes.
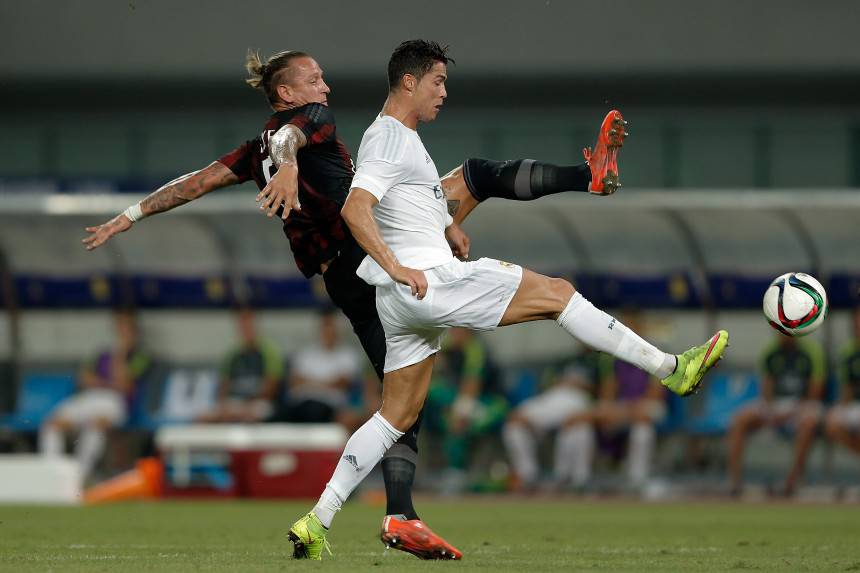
[287,103,338,145]
[351,127,409,201]
[217,141,254,183]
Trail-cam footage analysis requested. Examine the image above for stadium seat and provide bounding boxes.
[685,372,759,436]
[0,372,77,431]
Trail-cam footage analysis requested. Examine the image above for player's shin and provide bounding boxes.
[462,158,591,202]
[312,412,404,528]
[556,292,676,380]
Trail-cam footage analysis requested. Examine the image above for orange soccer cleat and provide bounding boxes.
[380,515,463,560]
[583,109,627,195]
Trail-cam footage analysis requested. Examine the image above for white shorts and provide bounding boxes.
[828,403,860,429]
[51,388,127,427]
[376,257,523,372]
[517,386,592,433]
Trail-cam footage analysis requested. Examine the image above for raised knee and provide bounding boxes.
[550,277,575,300]
[547,277,575,317]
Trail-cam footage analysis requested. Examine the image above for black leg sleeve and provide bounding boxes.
[463,158,591,202]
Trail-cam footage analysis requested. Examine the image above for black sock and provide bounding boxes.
[463,158,591,202]
[381,452,419,520]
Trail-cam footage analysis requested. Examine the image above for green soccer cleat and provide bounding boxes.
[661,330,729,397]
[288,512,332,560]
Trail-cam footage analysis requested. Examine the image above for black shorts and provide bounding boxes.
[322,238,386,381]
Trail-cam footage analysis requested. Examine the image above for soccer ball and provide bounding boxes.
[763,272,828,337]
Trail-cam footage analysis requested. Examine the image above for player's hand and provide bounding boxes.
[390,264,428,300]
[445,223,470,260]
[82,214,133,251]
[256,165,300,220]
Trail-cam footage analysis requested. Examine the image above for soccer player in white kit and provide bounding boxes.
[288,40,729,560]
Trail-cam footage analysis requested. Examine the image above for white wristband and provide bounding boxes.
[123,202,144,223]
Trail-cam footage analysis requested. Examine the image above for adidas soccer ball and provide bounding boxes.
[763,272,828,337]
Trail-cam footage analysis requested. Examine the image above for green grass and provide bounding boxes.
[0,499,858,572]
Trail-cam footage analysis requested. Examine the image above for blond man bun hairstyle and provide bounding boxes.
[245,49,310,105]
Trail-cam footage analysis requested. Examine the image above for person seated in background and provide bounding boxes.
[825,307,860,458]
[727,332,826,496]
[196,307,282,423]
[592,336,668,490]
[39,308,151,481]
[273,308,363,429]
[426,327,508,493]
[502,348,603,492]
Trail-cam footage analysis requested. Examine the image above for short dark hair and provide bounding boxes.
[387,40,454,92]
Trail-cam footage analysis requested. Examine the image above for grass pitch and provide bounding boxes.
[0,499,858,572]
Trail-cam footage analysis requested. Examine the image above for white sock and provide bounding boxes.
[39,425,64,456]
[502,422,539,485]
[313,412,403,528]
[555,424,594,486]
[557,292,675,379]
[628,423,655,485]
[78,427,106,479]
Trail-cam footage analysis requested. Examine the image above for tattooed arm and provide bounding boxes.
[140,161,238,216]
[82,161,238,251]
[256,124,307,219]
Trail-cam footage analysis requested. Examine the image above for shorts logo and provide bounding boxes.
[343,454,360,472]
[608,318,617,330]
[498,260,515,268]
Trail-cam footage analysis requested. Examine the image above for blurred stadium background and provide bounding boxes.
[1,0,859,550]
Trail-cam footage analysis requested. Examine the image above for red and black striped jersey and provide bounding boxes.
[218,103,355,277]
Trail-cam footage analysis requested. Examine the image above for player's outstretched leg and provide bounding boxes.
[500,269,727,398]
[583,109,627,195]
[381,515,463,560]
[440,109,628,224]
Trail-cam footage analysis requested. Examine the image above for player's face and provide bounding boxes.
[414,62,447,123]
[284,57,330,107]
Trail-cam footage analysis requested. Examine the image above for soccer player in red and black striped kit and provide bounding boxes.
[83,48,624,560]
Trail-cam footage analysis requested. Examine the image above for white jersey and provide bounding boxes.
[351,114,454,286]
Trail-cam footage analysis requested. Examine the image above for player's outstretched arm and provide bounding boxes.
[82,161,238,251]
[256,124,307,219]
[341,188,428,299]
